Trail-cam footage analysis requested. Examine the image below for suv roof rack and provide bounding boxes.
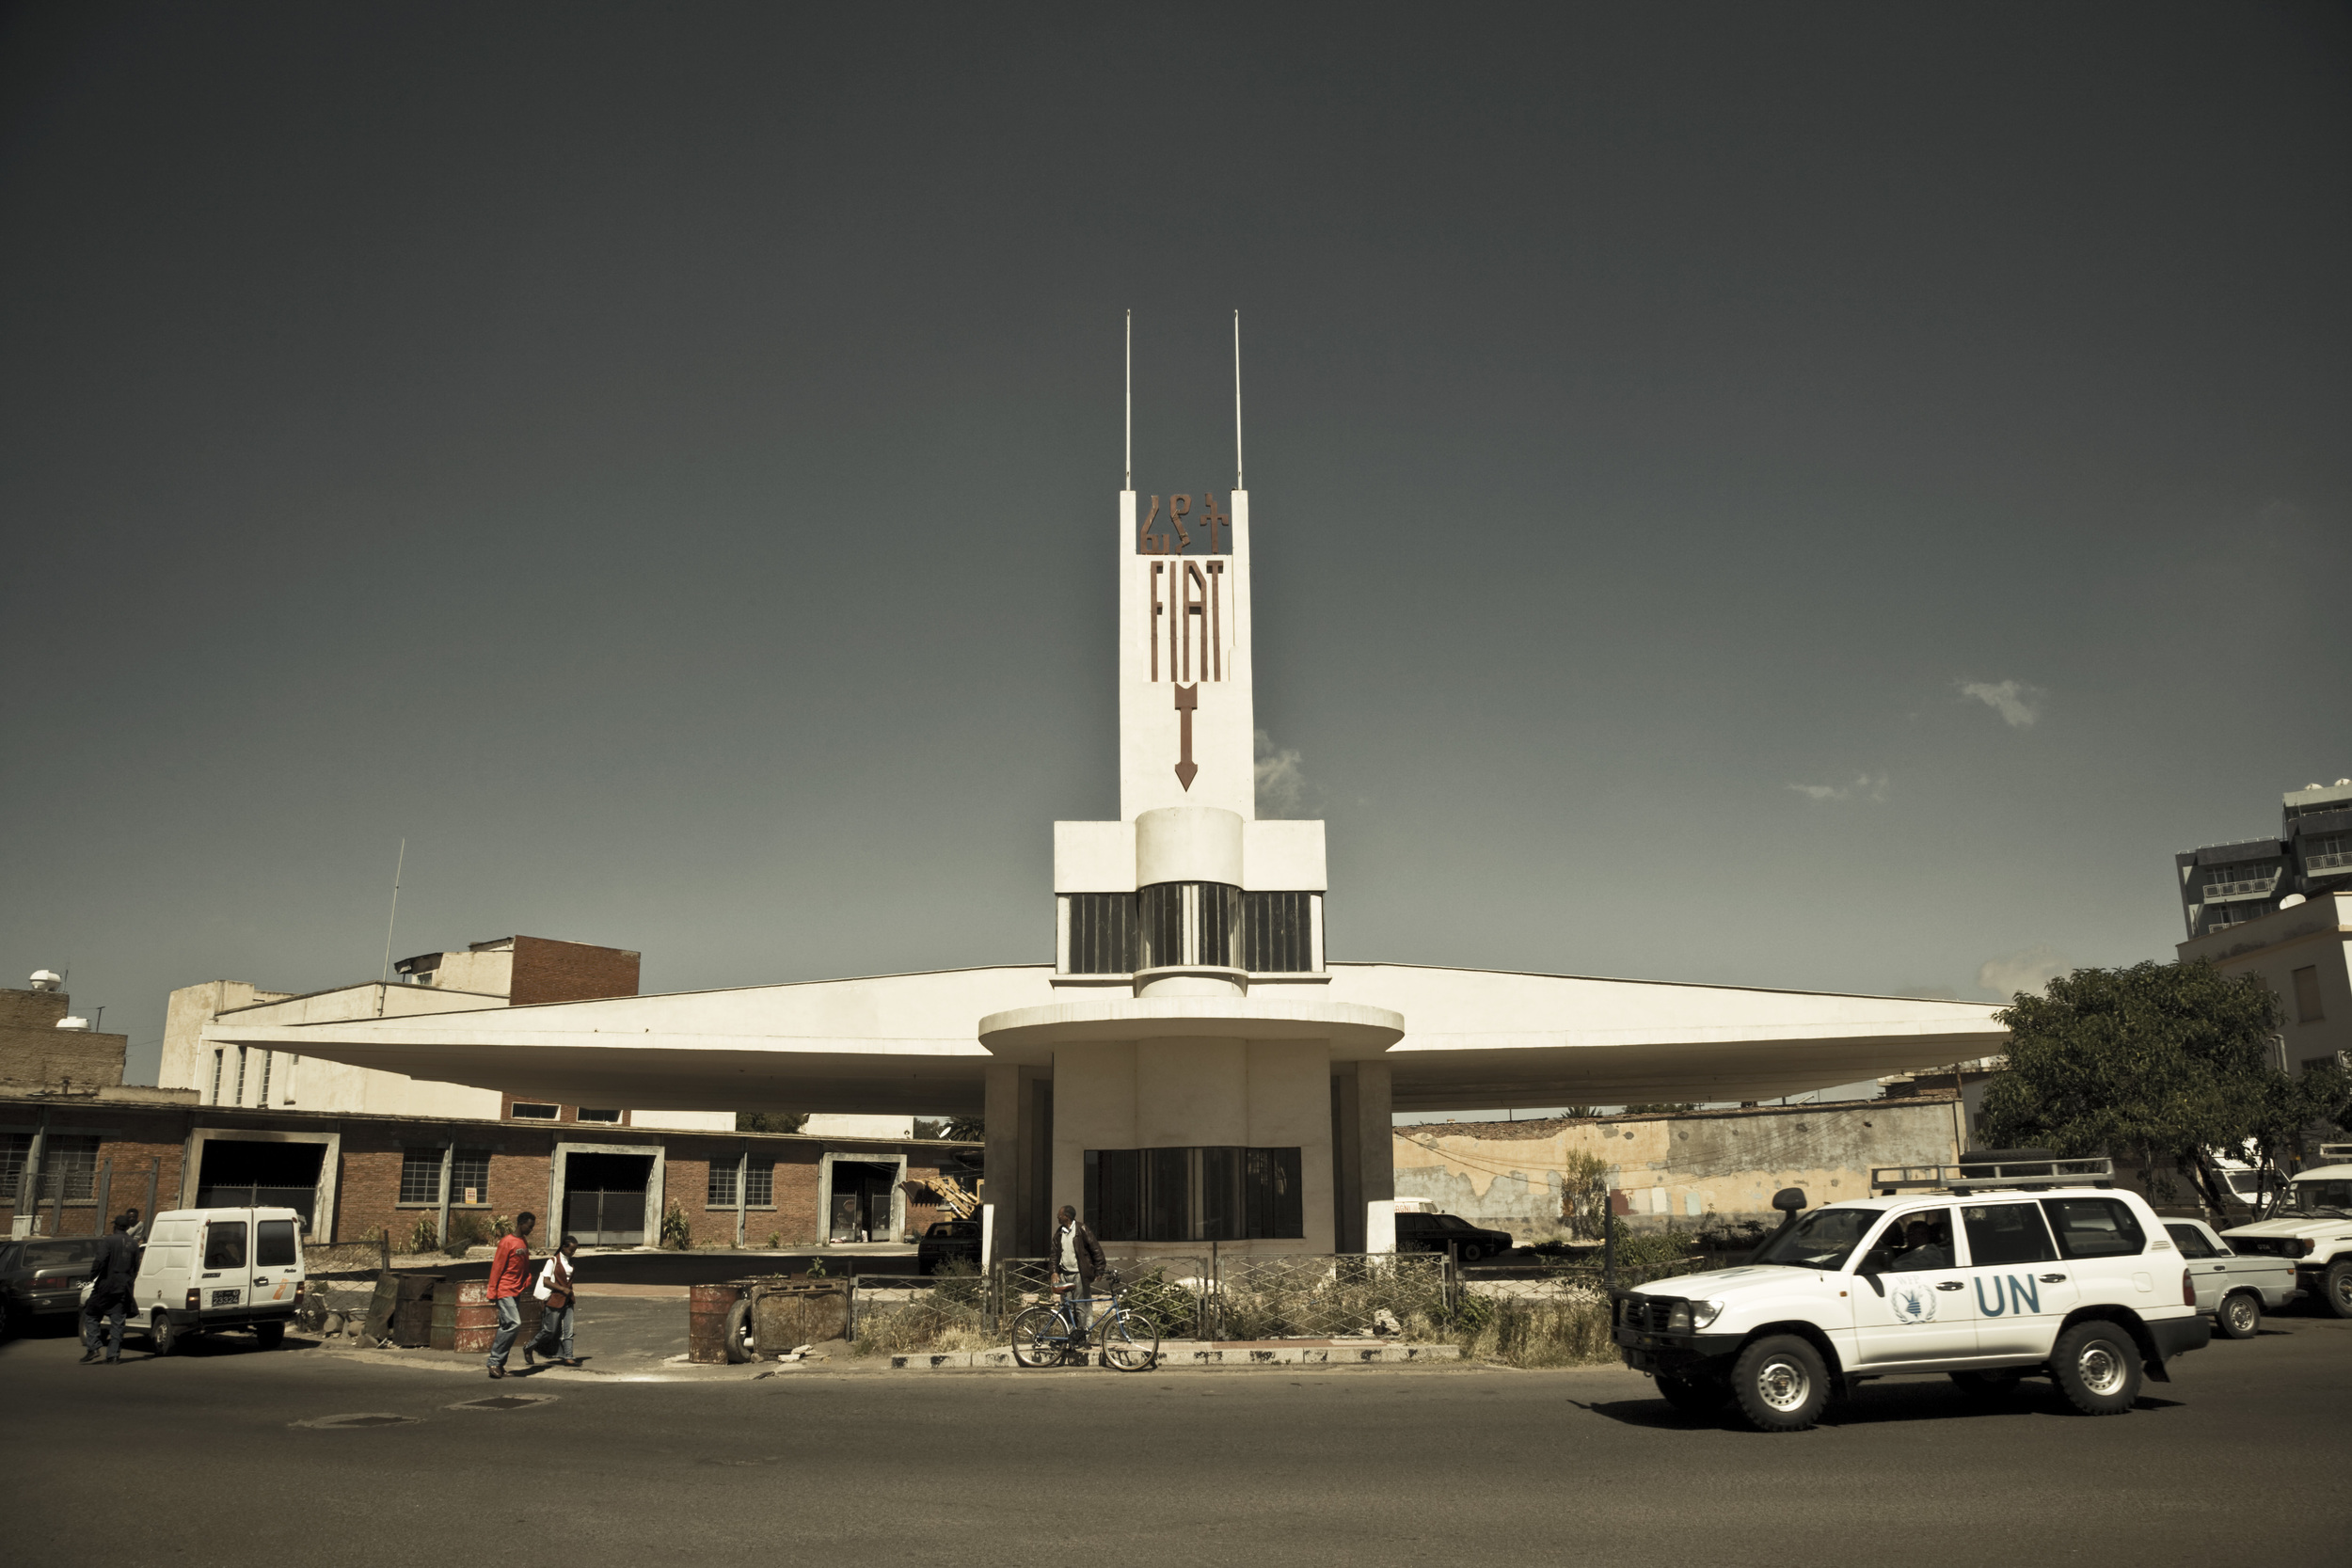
[1871,1156,2114,1195]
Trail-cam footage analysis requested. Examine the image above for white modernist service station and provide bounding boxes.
[216,461,2006,1260]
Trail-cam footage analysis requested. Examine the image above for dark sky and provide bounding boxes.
[4,4,2347,1088]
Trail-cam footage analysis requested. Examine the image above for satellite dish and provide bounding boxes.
[2280,895,2307,910]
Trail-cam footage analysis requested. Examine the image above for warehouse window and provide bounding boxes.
[708,1158,776,1211]
[510,1102,559,1120]
[1085,1147,1302,1242]
[0,1132,29,1198]
[576,1108,623,1124]
[450,1148,491,1207]
[397,1148,444,1206]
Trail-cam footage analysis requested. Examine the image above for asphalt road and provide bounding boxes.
[8,1309,2350,1567]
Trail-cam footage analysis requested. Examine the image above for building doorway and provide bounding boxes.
[828,1161,898,1243]
[564,1151,654,1246]
[195,1139,326,1233]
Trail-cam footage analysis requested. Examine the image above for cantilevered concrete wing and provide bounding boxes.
[208,960,2005,1115]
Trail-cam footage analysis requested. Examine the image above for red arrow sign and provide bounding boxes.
[1173,683,1198,790]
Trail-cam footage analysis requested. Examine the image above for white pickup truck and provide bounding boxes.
[2220,1151,2352,1319]
[1613,1157,2208,1432]
[2162,1218,2297,1338]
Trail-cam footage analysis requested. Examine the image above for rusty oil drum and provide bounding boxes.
[431,1278,544,1353]
[689,1281,741,1365]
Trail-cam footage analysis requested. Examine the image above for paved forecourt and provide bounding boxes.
[6,1308,2348,1565]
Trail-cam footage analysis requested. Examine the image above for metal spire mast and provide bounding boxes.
[1124,309,1133,491]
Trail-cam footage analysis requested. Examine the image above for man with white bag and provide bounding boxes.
[523,1233,581,1369]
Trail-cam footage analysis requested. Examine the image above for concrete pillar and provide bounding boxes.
[983,1063,1023,1253]
[1330,1065,1364,1252]
[1356,1060,1394,1236]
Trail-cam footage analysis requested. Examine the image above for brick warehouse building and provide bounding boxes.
[2,1084,975,1248]
[6,967,977,1248]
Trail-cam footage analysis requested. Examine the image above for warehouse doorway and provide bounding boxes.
[821,1158,903,1243]
[563,1151,655,1246]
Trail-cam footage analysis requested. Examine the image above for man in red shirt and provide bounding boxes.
[485,1211,536,1379]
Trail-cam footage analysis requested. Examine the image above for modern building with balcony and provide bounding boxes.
[2175,779,2352,939]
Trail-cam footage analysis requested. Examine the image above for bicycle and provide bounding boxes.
[1009,1268,1160,1371]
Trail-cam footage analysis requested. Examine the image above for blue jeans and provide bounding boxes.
[83,1293,127,1357]
[530,1303,575,1361]
[487,1295,522,1368]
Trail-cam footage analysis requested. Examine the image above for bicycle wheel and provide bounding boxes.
[1010,1305,1069,1369]
[1100,1307,1159,1372]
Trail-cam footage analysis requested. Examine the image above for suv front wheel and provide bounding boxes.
[1730,1335,1829,1433]
[2050,1321,2141,1416]
[2321,1259,2352,1320]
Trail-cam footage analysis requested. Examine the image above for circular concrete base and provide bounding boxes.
[977,996,1404,1061]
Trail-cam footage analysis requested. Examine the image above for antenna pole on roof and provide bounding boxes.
[379,837,406,985]
[1124,310,1132,491]
[1232,309,1244,490]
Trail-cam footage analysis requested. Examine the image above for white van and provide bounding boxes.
[134,1207,308,1354]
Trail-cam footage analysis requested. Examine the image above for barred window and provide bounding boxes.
[43,1136,101,1201]
[707,1161,737,1208]
[397,1148,444,1206]
[450,1148,490,1207]
[1242,891,1314,973]
[257,1051,274,1105]
[210,1050,224,1104]
[745,1160,773,1208]
[0,1132,29,1198]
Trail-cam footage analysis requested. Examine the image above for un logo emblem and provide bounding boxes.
[1888,1275,1936,1323]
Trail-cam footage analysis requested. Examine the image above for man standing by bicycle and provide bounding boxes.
[1052,1204,1105,1328]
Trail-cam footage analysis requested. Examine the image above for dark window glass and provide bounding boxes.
[255,1219,298,1268]
[1136,882,1242,970]
[203,1222,247,1270]
[450,1149,491,1207]
[1086,1147,1304,1241]
[2164,1223,2216,1259]
[1243,891,1315,973]
[510,1102,558,1120]
[1143,1147,1190,1241]
[397,1148,443,1206]
[577,1108,623,1124]
[1067,894,1136,974]
[2041,1197,2147,1259]
[1964,1204,2058,1265]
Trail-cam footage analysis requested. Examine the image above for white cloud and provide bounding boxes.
[1254,729,1306,816]
[1958,678,2043,728]
[1977,945,2071,1000]
[1788,772,1889,803]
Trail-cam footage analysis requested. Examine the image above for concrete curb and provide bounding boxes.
[888,1343,1462,1370]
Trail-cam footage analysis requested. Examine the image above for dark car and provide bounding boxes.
[915,1219,981,1275]
[0,1236,103,1332]
[1395,1212,1513,1264]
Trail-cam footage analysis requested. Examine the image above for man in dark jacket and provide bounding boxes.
[81,1212,140,1364]
[1051,1205,1106,1328]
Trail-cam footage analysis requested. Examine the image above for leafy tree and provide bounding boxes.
[1978,960,2344,1209]
[1619,1101,1698,1117]
[737,1111,809,1134]
[937,1117,984,1142]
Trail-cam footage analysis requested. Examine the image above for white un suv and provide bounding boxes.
[1613,1157,2209,1432]
[2219,1148,2352,1318]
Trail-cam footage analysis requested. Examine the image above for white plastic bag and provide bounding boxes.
[532,1260,555,1302]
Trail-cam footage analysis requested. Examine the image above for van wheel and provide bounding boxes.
[2322,1260,2352,1320]
[1948,1369,2024,1402]
[1655,1372,1726,1414]
[2051,1322,2141,1415]
[150,1311,182,1357]
[1730,1335,1829,1433]
[2217,1291,2262,1340]
[723,1298,755,1364]
[254,1322,285,1350]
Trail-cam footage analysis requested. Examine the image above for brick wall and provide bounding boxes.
[0,988,129,1089]
[1,1105,187,1238]
[507,938,641,1007]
